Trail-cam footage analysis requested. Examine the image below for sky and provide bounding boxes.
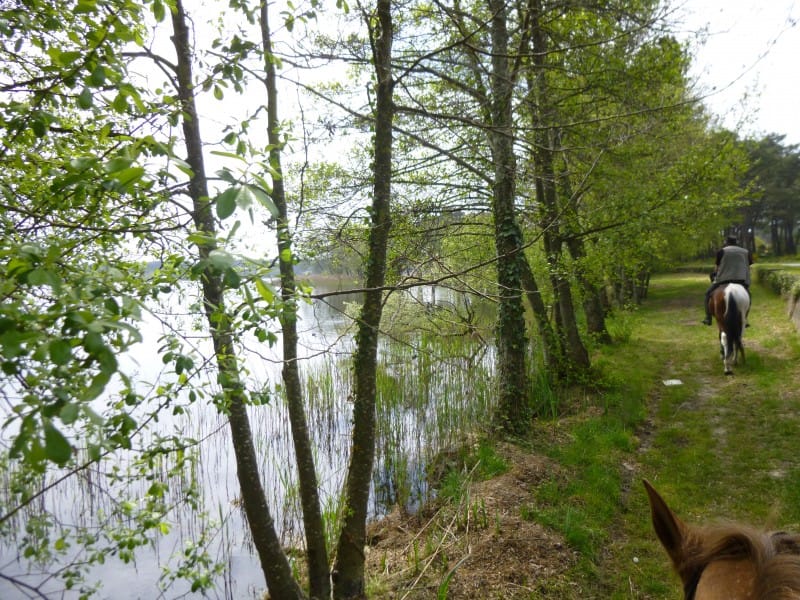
[675,0,800,144]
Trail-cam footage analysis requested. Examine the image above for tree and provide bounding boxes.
[484,0,530,430]
[332,0,394,595]
[0,0,759,596]
[0,2,212,593]
[170,2,309,596]
[258,1,330,596]
[740,134,800,255]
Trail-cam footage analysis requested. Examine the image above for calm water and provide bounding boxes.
[0,282,494,599]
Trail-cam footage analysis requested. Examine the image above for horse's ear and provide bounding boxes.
[643,479,689,566]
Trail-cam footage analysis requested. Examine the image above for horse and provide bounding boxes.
[644,480,800,600]
[708,282,750,375]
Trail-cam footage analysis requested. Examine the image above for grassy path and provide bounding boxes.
[364,272,800,599]
[596,272,800,598]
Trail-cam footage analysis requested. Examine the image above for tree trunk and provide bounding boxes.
[770,219,781,255]
[518,252,563,376]
[171,3,306,598]
[259,5,330,599]
[529,0,590,372]
[784,218,797,255]
[332,0,393,597]
[565,235,611,343]
[555,129,610,344]
[487,0,530,433]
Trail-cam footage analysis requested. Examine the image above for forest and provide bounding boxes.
[1,0,799,598]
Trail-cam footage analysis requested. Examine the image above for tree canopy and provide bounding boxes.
[1,0,796,598]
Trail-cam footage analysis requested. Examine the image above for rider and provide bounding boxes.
[702,235,753,325]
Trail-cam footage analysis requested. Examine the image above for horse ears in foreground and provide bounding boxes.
[643,479,689,568]
[643,479,800,600]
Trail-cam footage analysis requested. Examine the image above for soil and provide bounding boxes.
[364,442,579,599]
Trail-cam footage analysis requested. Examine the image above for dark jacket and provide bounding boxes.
[715,244,752,286]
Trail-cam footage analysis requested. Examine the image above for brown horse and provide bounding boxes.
[708,283,750,375]
[644,480,800,599]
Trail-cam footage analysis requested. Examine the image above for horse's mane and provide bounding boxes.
[681,524,800,599]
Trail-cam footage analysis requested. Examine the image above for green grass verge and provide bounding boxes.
[519,272,800,598]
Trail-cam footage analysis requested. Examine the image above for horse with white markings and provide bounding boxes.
[708,282,750,375]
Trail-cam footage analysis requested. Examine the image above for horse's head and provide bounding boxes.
[644,480,800,599]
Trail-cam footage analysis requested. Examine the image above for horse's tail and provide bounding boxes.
[724,293,745,360]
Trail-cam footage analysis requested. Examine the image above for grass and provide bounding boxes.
[437,440,509,503]
[550,273,800,597]
[366,271,800,599]
[502,272,800,597]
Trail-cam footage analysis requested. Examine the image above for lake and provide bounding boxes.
[0,281,495,599]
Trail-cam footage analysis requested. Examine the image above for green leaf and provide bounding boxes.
[85,370,111,400]
[26,268,60,289]
[236,185,254,211]
[225,219,241,242]
[31,116,48,137]
[104,157,134,173]
[49,339,73,366]
[255,278,275,303]
[147,481,167,498]
[187,231,217,247]
[55,50,82,67]
[88,444,102,461]
[69,157,96,172]
[172,157,194,178]
[112,92,128,113]
[89,65,106,86]
[216,166,239,182]
[60,403,80,425]
[77,87,93,109]
[83,331,105,354]
[75,0,97,14]
[84,406,105,427]
[112,166,145,189]
[215,187,238,220]
[223,267,241,288]
[95,346,118,374]
[208,249,235,270]
[248,183,279,217]
[152,0,166,22]
[44,421,72,466]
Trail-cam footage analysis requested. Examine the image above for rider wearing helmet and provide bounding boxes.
[702,235,753,325]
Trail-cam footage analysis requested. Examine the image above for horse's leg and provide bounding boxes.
[720,331,733,375]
